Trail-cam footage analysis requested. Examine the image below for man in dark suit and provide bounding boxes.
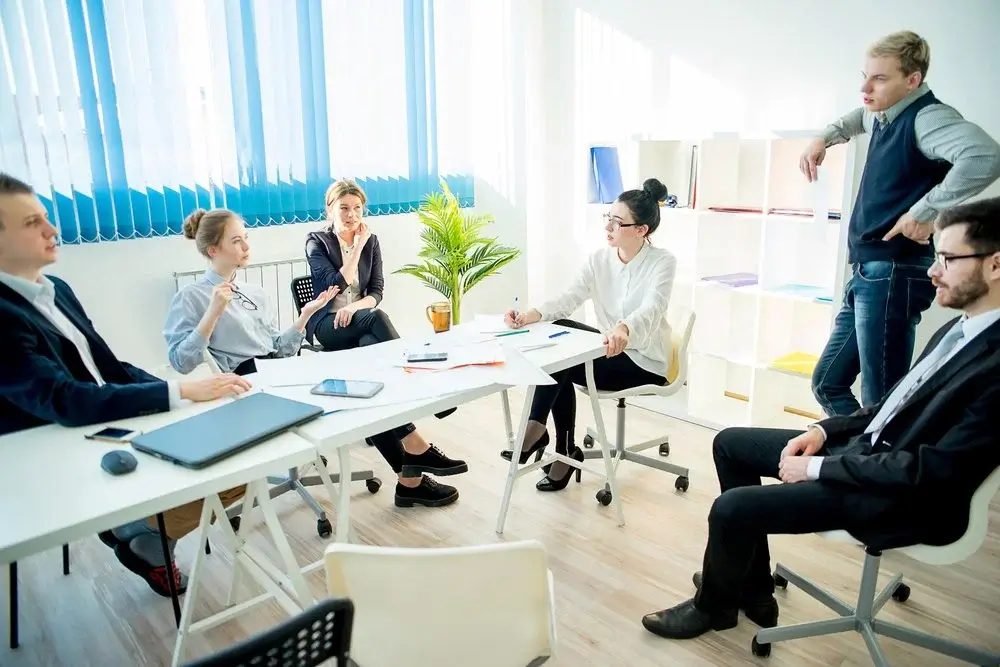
[641,196,1000,641]
[0,173,251,596]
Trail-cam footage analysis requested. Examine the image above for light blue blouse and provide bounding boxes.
[163,269,304,374]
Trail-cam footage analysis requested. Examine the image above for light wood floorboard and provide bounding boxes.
[3,389,998,666]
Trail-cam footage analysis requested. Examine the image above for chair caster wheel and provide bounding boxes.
[751,636,771,657]
[773,573,788,589]
[366,477,382,494]
[317,517,333,538]
[658,442,670,456]
[596,489,612,506]
[675,476,689,492]
[583,434,595,449]
[891,583,910,602]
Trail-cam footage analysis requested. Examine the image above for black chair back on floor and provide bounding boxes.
[183,597,355,667]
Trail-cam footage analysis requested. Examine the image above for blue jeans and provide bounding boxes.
[811,259,935,416]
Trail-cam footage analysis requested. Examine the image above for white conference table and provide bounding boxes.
[0,320,619,665]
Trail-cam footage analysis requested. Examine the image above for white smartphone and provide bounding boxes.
[406,351,449,363]
[310,378,385,399]
[85,426,140,443]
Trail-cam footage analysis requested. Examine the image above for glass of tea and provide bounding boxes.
[425,301,452,333]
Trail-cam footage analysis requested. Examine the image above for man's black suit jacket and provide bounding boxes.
[815,313,1000,550]
[0,276,170,435]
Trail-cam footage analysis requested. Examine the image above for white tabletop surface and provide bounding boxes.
[0,321,606,566]
[0,398,319,565]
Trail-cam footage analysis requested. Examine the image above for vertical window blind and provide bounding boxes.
[0,0,474,244]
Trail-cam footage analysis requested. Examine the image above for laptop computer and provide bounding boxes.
[130,393,324,469]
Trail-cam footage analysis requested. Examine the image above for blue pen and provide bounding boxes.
[548,330,569,339]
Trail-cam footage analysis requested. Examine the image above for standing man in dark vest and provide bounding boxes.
[801,30,1000,416]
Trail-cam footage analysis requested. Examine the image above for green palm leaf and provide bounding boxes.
[393,177,521,323]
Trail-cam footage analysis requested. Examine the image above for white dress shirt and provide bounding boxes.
[536,241,677,378]
[806,306,1000,479]
[0,272,180,407]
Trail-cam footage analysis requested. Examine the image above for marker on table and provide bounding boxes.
[496,329,529,337]
[548,330,569,339]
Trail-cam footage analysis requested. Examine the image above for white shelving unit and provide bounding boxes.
[614,134,856,430]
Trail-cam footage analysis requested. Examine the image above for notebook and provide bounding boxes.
[130,393,324,469]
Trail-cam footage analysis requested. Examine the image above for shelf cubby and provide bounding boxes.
[694,211,762,279]
[691,281,758,365]
[694,138,768,211]
[759,215,841,295]
[767,139,848,216]
[755,290,832,368]
[687,353,753,427]
[750,367,824,430]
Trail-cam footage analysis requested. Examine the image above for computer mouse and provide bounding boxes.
[101,449,138,476]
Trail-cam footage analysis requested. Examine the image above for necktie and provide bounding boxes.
[866,323,965,444]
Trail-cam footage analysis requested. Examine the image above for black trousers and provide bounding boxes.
[696,427,899,612]
[232,349,415,476]
[528,319,667,452]
[314,308,399,351]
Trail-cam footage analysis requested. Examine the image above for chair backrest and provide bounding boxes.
[902,465,1000,565]
[664,307,695,385]
[291,275,314,316]
[182,597,355,667]
[324,540,556,667]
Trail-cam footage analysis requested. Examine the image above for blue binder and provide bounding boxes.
[587,146,624,204]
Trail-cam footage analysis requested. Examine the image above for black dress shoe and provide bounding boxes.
[98,531,123,549]
[641,599,738,639]
[691,571,779,627]
[400,444,468,477]
[394,476,459,508]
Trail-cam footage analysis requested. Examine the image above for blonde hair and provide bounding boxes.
[867,30,930,80]
[182,207,236,258]
[324,179,367,216]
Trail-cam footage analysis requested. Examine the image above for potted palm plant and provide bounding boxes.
[393,179,521,325]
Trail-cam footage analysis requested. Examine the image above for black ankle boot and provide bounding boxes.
[500,430,550,464]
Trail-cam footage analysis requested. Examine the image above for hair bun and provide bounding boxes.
[642,178,668,203]
[182,209,207,240]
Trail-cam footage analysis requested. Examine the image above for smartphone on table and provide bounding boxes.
[406,351,448,363]
[310,378,385,399]
[85,426,140,443]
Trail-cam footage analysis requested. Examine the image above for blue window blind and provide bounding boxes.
[0,0,474,244]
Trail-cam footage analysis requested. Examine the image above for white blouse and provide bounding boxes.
[537,242,677,378]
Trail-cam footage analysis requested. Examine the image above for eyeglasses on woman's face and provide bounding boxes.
[602,212,640,232]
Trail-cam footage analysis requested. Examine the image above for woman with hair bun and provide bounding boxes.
[500,178,679,492]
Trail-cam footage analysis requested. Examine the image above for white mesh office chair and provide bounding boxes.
[201,349,381,537]
[752,466,1000,666]
[324,540,557,667]
[574,309,694,506]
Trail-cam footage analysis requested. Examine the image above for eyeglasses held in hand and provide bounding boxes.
[230,286,258,311]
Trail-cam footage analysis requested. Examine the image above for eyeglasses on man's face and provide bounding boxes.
[933,250,998,271]
[602,212,640,231]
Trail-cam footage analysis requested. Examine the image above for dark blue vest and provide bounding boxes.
[848,90,951,263]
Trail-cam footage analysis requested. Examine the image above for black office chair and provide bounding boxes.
[182,597,357,667]
[290,275,325,353]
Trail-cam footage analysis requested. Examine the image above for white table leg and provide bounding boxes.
[170,492,217,667]
[500,389,515,451]
[496,386,536,535]
[311,447,356,543]
[585,360,626,527]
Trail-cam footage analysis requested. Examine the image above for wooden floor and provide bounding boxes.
[4,389,999,667]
